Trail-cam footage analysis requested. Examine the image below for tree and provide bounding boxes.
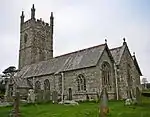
[0,66,17,98]
[0,79,5,94]
[3,66,17,76]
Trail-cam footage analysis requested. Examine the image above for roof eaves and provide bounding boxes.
[132,56,142,76]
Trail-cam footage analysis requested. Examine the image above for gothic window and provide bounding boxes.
[101,62,111,90]
[44,79,50,90]
[77,74,86,91]
[24,33,28,43]
[35,81,41,93]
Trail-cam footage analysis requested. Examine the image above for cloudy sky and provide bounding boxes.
[0,0,150,81]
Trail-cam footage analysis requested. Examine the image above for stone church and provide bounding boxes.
[5,5,142,101]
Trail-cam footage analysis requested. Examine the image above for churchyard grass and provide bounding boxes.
[0,98,150,117]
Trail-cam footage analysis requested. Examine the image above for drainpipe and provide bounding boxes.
[114,64,119,100]
[61,72,64,102]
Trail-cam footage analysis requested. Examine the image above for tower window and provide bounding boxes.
[24,33,28,43]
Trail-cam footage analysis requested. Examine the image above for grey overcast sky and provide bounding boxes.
[0,0,150,81]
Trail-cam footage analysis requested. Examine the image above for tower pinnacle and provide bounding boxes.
[20,11,24,24]
[50,12,54,34]
[31,4,35,20]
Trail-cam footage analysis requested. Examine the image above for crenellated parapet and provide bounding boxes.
[21,18,51,32]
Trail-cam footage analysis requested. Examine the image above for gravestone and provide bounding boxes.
[27,89,35,103]
[10,92,20,117]
[43,90,51,102]
[99,88,109,117]
[36,90,44,103]
[68,88,72,100]
[52,91,58,103]
[132,98,137,105]
[127,89,132,99]
[136,87,141,104]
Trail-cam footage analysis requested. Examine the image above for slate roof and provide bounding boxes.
[110,44,142,76]
[15,42,142,88]
[11,73,32,89]
[17,44,106,78]
[132,55,142,76]
[110,44,126,65]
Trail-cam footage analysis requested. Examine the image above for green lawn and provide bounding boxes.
[0,98,150,117]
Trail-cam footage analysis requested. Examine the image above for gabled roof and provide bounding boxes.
[110,44,126,65]
[13,73,32,89]
[110,43,142,76]
[17,44,107,78]
[132,55,142,76]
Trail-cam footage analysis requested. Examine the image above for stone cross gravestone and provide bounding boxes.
[99,88,109,117]
[10,92,20,117]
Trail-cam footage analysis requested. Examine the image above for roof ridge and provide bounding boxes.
[19,43,107,70]
[110,45,123,51]
[54,43,106,58]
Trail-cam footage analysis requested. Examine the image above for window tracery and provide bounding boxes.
[77,74,86,91]
[44,79,50,90]
[101,62,111,90]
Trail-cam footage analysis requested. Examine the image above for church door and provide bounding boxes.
[68,88,72,100]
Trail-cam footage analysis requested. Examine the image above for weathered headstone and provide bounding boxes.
[127,89,132,99]
[10,92,20,117]
[36,90,44,103]
[52,91,58,103]
[27,89,35,103]
[99,88,109,117]
[43,90,51,102]
[68,88,72,100]
[132,98,137,105]
[136,87,141,104]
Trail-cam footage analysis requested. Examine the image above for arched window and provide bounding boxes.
[101,62,111,89]
[44,79,50,90]
[35,81,41,93]
[77,74,86,91]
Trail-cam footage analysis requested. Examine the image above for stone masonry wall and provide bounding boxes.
[118,46,141,99]
[19,19,53,69]
[96,49,116,100]
[30,48,116,101]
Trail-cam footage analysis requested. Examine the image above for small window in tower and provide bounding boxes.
[24,33,28,43]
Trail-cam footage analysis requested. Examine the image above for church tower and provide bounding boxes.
[19,4,54,69]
